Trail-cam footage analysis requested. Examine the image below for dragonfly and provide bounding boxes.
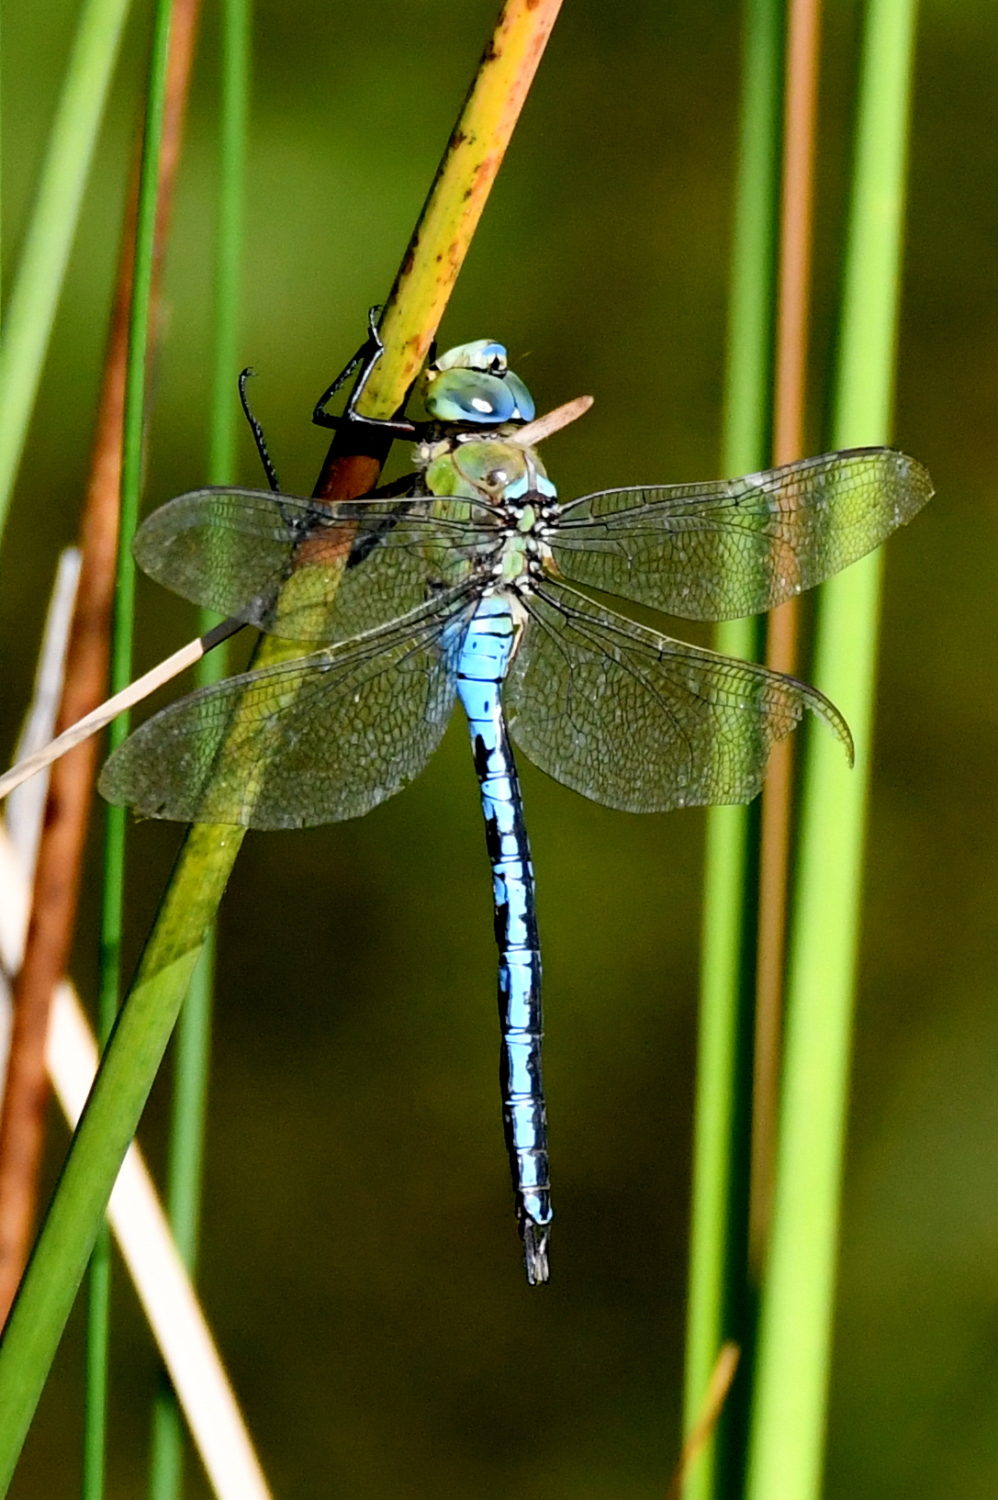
[99,331,933,1283]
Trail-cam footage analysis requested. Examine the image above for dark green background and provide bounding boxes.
[2,1,996,1495]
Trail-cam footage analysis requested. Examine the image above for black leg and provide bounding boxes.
[238,369,281,493]
[312,305,422,440]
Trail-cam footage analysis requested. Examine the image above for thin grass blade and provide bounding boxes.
[0,0,134,547]
[682,0,782,1494]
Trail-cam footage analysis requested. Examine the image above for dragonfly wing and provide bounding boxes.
[135,486,496,643]
[550,447,933,620]
[136,487,327,629]
[99,589,476,828]
[506,581,852,813]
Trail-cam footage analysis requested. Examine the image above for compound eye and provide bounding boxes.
[425,370,514,424]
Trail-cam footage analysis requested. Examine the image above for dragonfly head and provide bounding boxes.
[420,339,536,427]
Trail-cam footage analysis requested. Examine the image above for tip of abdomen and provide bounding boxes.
[522,1222,551,1285]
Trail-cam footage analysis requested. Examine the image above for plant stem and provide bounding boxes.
[0,0,133,546]
[683,1,782,1495]
[149,0,249,1493]
[745,3,921,1496]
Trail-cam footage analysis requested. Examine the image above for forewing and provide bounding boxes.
[550,447,933,620]
[99,589,476,829]
[506,581,852,813]
[135,486,496,643]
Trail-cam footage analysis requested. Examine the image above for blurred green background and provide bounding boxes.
[2,1,996,1495]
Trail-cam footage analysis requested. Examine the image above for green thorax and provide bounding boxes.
[417,435,553,591]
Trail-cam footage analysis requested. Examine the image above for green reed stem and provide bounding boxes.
[148,3,250,1495]
[82,7,176,1499]
[744,4,921,1498]
[682,2,782,1496]
[0,0,133,550]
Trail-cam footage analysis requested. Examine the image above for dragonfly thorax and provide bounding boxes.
[421,435,554,504]
[419,434,558,595]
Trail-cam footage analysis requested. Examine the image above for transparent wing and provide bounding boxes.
[506,580,852,813]
[99,587,477,829]
[134,486,498,643]
[550,447,933,620]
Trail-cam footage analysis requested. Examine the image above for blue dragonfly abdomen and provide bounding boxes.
[455,591,551,1283]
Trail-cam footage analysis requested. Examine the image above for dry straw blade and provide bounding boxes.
[0,831,271,1500]
[0,621,239,804]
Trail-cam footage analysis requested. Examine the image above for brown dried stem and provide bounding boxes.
[750,0,822,1273]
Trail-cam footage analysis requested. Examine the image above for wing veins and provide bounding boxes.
[528,584,705,764]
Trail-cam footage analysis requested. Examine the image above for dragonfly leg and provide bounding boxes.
[238,368,281,492]
[311,304,420,439]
